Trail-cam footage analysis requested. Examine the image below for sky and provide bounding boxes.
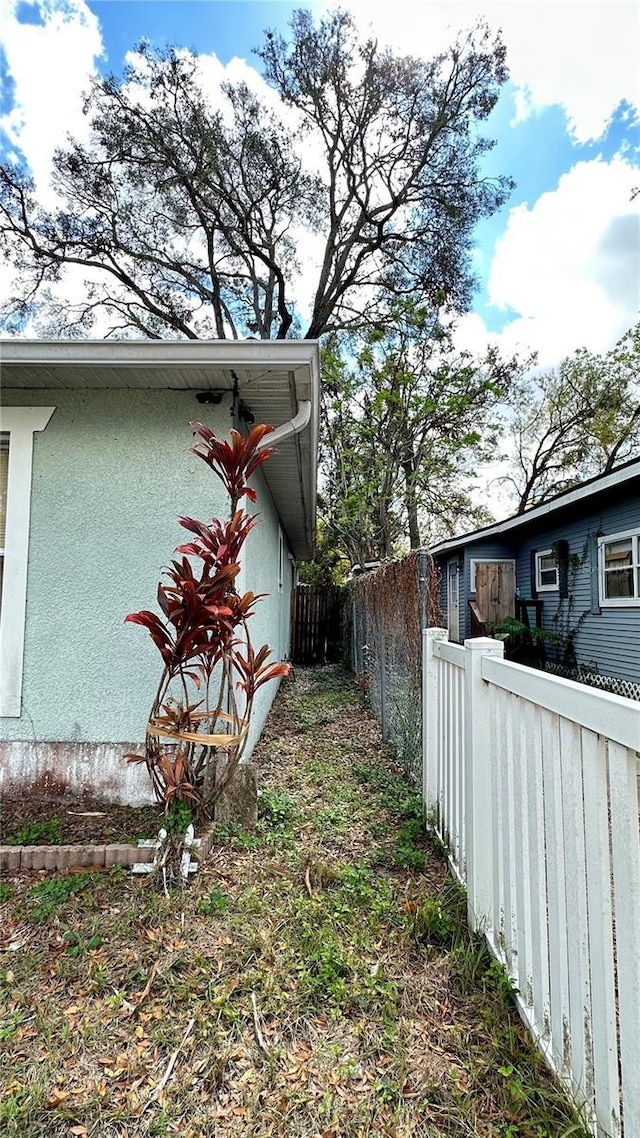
[0,0,639,372]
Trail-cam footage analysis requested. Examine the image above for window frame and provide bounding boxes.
[598,527,640,608]
[535,549,559,593]
[469,557,516,594]
[0,407,55,717]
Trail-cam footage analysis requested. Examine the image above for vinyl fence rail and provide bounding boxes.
[422,629,640,1138]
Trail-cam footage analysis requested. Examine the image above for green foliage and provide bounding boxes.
[297,520,349,586]
[3,819,62,846]
[353,763,428,870]
[0,663,591,1138]
[501,322,640,512]
[392,817,427,871]
[490,616,556,668]
[548,540,590,671]
[0,883,12,904]
[0,1010,25,1042]
[27,872,100,922]
[164,800,192,837]
[212,821,260,851]
[410,881,467,947]
[321,305,521,562]
[258,789,296,829]
[195,888,228,917]
[62,929,103,957]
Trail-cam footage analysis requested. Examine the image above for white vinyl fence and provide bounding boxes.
[423,629,640,1138]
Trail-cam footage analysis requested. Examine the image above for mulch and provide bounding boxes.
[0,797,164,846]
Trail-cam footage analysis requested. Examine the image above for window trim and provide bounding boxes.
[535,549,559,593]
[0,407,55,717]
[598,527,640,608]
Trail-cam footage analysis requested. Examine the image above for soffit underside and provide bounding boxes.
[1,360,315,560]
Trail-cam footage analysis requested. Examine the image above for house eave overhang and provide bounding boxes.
[0,338,320,561]
[430,459,640,558]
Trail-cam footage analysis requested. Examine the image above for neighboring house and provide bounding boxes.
[0,338,319,802]
[431,458,640,695]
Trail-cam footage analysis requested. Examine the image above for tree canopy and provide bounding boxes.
[320,303,520,566]
[500,322,640,513]
[0,8,511,340]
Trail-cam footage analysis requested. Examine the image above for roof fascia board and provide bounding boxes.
[0,338,319,372]
[432,462,640,556]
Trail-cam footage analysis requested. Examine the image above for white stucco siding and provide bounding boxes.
[236,464,293,758]
[0,388,291,752]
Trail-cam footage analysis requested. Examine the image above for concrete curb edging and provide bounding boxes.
[0,827,215,874]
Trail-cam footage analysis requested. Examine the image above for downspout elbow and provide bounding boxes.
[256,399,312,451]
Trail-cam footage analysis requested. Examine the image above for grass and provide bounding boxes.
[0,665,591,1138]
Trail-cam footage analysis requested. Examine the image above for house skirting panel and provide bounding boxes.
[0,740,156,805]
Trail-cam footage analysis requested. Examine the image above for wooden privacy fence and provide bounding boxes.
[423,628,640,1138]
[291,585,342,665]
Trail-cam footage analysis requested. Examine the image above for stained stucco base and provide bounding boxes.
[0,740,157,806]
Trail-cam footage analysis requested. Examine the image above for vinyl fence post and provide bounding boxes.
[422,627,447,823]
[463,636,504,933]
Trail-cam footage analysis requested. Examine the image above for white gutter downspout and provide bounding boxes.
[256,399,312,451]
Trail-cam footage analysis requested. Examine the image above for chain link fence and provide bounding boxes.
[342,550,443,786]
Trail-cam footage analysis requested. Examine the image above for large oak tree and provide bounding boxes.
[0,8,511,340]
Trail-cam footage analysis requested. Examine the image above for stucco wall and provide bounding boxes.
[240,472,293,757]
[0,388,293,799]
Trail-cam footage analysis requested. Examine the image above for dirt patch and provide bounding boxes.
[0,797,164,846]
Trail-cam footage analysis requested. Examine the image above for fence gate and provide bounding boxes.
[291,585,342,664]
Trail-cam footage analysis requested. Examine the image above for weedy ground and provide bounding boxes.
[0,666,590,1138]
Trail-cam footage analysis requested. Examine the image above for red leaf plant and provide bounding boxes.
[125,421,290,823]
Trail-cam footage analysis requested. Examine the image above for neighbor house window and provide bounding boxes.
[0,407,55,717]
[598,529,640,607]
[535,550,559,592]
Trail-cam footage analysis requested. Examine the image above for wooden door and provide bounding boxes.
[474,562,516,627]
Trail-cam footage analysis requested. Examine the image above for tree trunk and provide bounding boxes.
[402,453,421,549]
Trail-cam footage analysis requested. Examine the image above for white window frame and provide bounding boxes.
[469,558,516,594]
[535,549,559,593]
[0,407,55,717]
[598,527,640,608]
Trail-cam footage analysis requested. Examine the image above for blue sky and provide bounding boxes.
[0,0,639,366]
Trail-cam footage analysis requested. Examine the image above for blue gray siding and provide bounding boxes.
[435,485,640,682]
[515,494,640,683]
[437,540,513,641]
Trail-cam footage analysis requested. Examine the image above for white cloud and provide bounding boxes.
[484,155,640,365]
[331,1,640,143]
[0,0,104,195]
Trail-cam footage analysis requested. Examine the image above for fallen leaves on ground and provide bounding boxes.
[0,666,588,1138]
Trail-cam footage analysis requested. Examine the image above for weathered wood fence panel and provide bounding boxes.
[291,585,342,665]
[423,628,640,1138]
